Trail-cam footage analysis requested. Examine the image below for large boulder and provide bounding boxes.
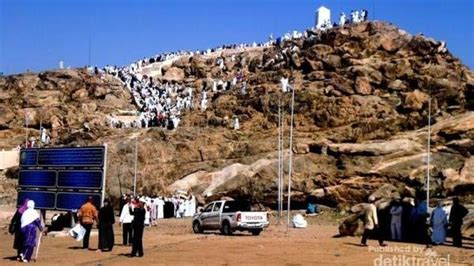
[162,67,185,81]
[403,89,429,111]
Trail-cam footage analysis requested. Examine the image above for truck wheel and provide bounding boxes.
[222,221,233,236]
[193,221,203,234]
[251,229,262,236]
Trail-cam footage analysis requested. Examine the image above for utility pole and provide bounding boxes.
[287,83,295,228]
[277,98,282,223]
[133,137,138,196]
[426,98,431,212]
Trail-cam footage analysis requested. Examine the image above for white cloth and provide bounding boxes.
[431,206,448,244]
[21,200,39,228]
[119,203,134,224]
[234,118,240,130]
[292,214,307,228]
[157,198,165,219]
[185,195,196,217]
[177,200,186,218]
[69,224,86,241]
[364,203,378,230]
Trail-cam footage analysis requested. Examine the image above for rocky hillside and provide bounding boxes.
[1,21,473,208]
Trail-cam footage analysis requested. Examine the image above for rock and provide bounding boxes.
[306,71,325,81]
[309,44,334,59]
[323,55,341,70]
[380,32,405,52]
[162,67,185,81]
[370,184,399,202]
[338,213,364,236]
[294,143,310,154]
[443,157,474,194]
[290,53,301,68]
[328,139,424,156]
[302,59,322,74]
[403,89,429,111]
[94,86,107,98]
[388,79,407,91]
[354,76,372,95]
[72,88,88,101]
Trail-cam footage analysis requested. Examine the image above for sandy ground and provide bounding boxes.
[0,208,473,265]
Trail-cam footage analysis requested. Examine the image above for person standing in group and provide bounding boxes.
[430,201,448,245]
[9,199,29,260]
[389,199,403,241]
[20,200,43,263]
[119,197,134,246]
[449,197,468,247]
[361,196,386,247]
[129,198,146,257]
[97,199,115,252]
[78,197,98,250]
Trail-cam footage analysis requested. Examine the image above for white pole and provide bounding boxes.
[277,98,282,223]
[426,98,431,211]
[133,137,138,197]
[280,98,285,219]
[102,144,108,207]
[34,211,44,261]
[287,84,295,228]
[25,113,28,147]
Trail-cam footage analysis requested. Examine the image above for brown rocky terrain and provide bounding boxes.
[0,21,473,210]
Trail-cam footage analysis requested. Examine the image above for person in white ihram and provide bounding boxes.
[234,118,240,130]
[361,196,386,246]
[280,77,289,93]
[339,12,346,26]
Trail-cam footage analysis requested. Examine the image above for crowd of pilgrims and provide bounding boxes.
[7,194,470,262]
[356,196,469,248]
[8,193,198,261]
[92,9,368,130]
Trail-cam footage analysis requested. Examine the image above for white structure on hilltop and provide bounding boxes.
[59,60,64,69]
[315,6,331,29]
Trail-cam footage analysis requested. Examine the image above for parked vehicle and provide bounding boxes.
[192,200,269,235]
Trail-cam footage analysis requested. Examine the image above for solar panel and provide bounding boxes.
[57,170,103,189]
[18,170,56,188]
[19,149,38,166]
[17,146,106,211]
[56,192,102,211]
[17,190,56,209]
[37,147,105,167]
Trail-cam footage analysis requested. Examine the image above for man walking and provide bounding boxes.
[130,198,146,257]
[119,197,134,246]
[361,196,386,247]
[78,197,98,249]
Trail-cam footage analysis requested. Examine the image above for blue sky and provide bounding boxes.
[1,0,473,75]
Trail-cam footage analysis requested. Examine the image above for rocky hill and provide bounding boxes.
[1,21,473,208]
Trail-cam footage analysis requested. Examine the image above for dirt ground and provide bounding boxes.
[0,207,473,266]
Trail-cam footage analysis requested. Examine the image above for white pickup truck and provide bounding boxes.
[192,200,269,235]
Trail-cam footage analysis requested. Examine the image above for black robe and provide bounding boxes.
[98,205,115,251]
[9,210,24,253]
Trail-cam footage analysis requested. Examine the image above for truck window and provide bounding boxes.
[223,201,251,212]
[202,203,214,213]
[212,202,222,212]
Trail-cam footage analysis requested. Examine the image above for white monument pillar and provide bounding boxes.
[59,60,64,69]
[315,6,331,29]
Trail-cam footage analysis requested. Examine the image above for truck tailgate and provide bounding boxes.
[239,212,267,223]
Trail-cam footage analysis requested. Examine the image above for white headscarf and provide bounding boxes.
[21,200,39,228]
